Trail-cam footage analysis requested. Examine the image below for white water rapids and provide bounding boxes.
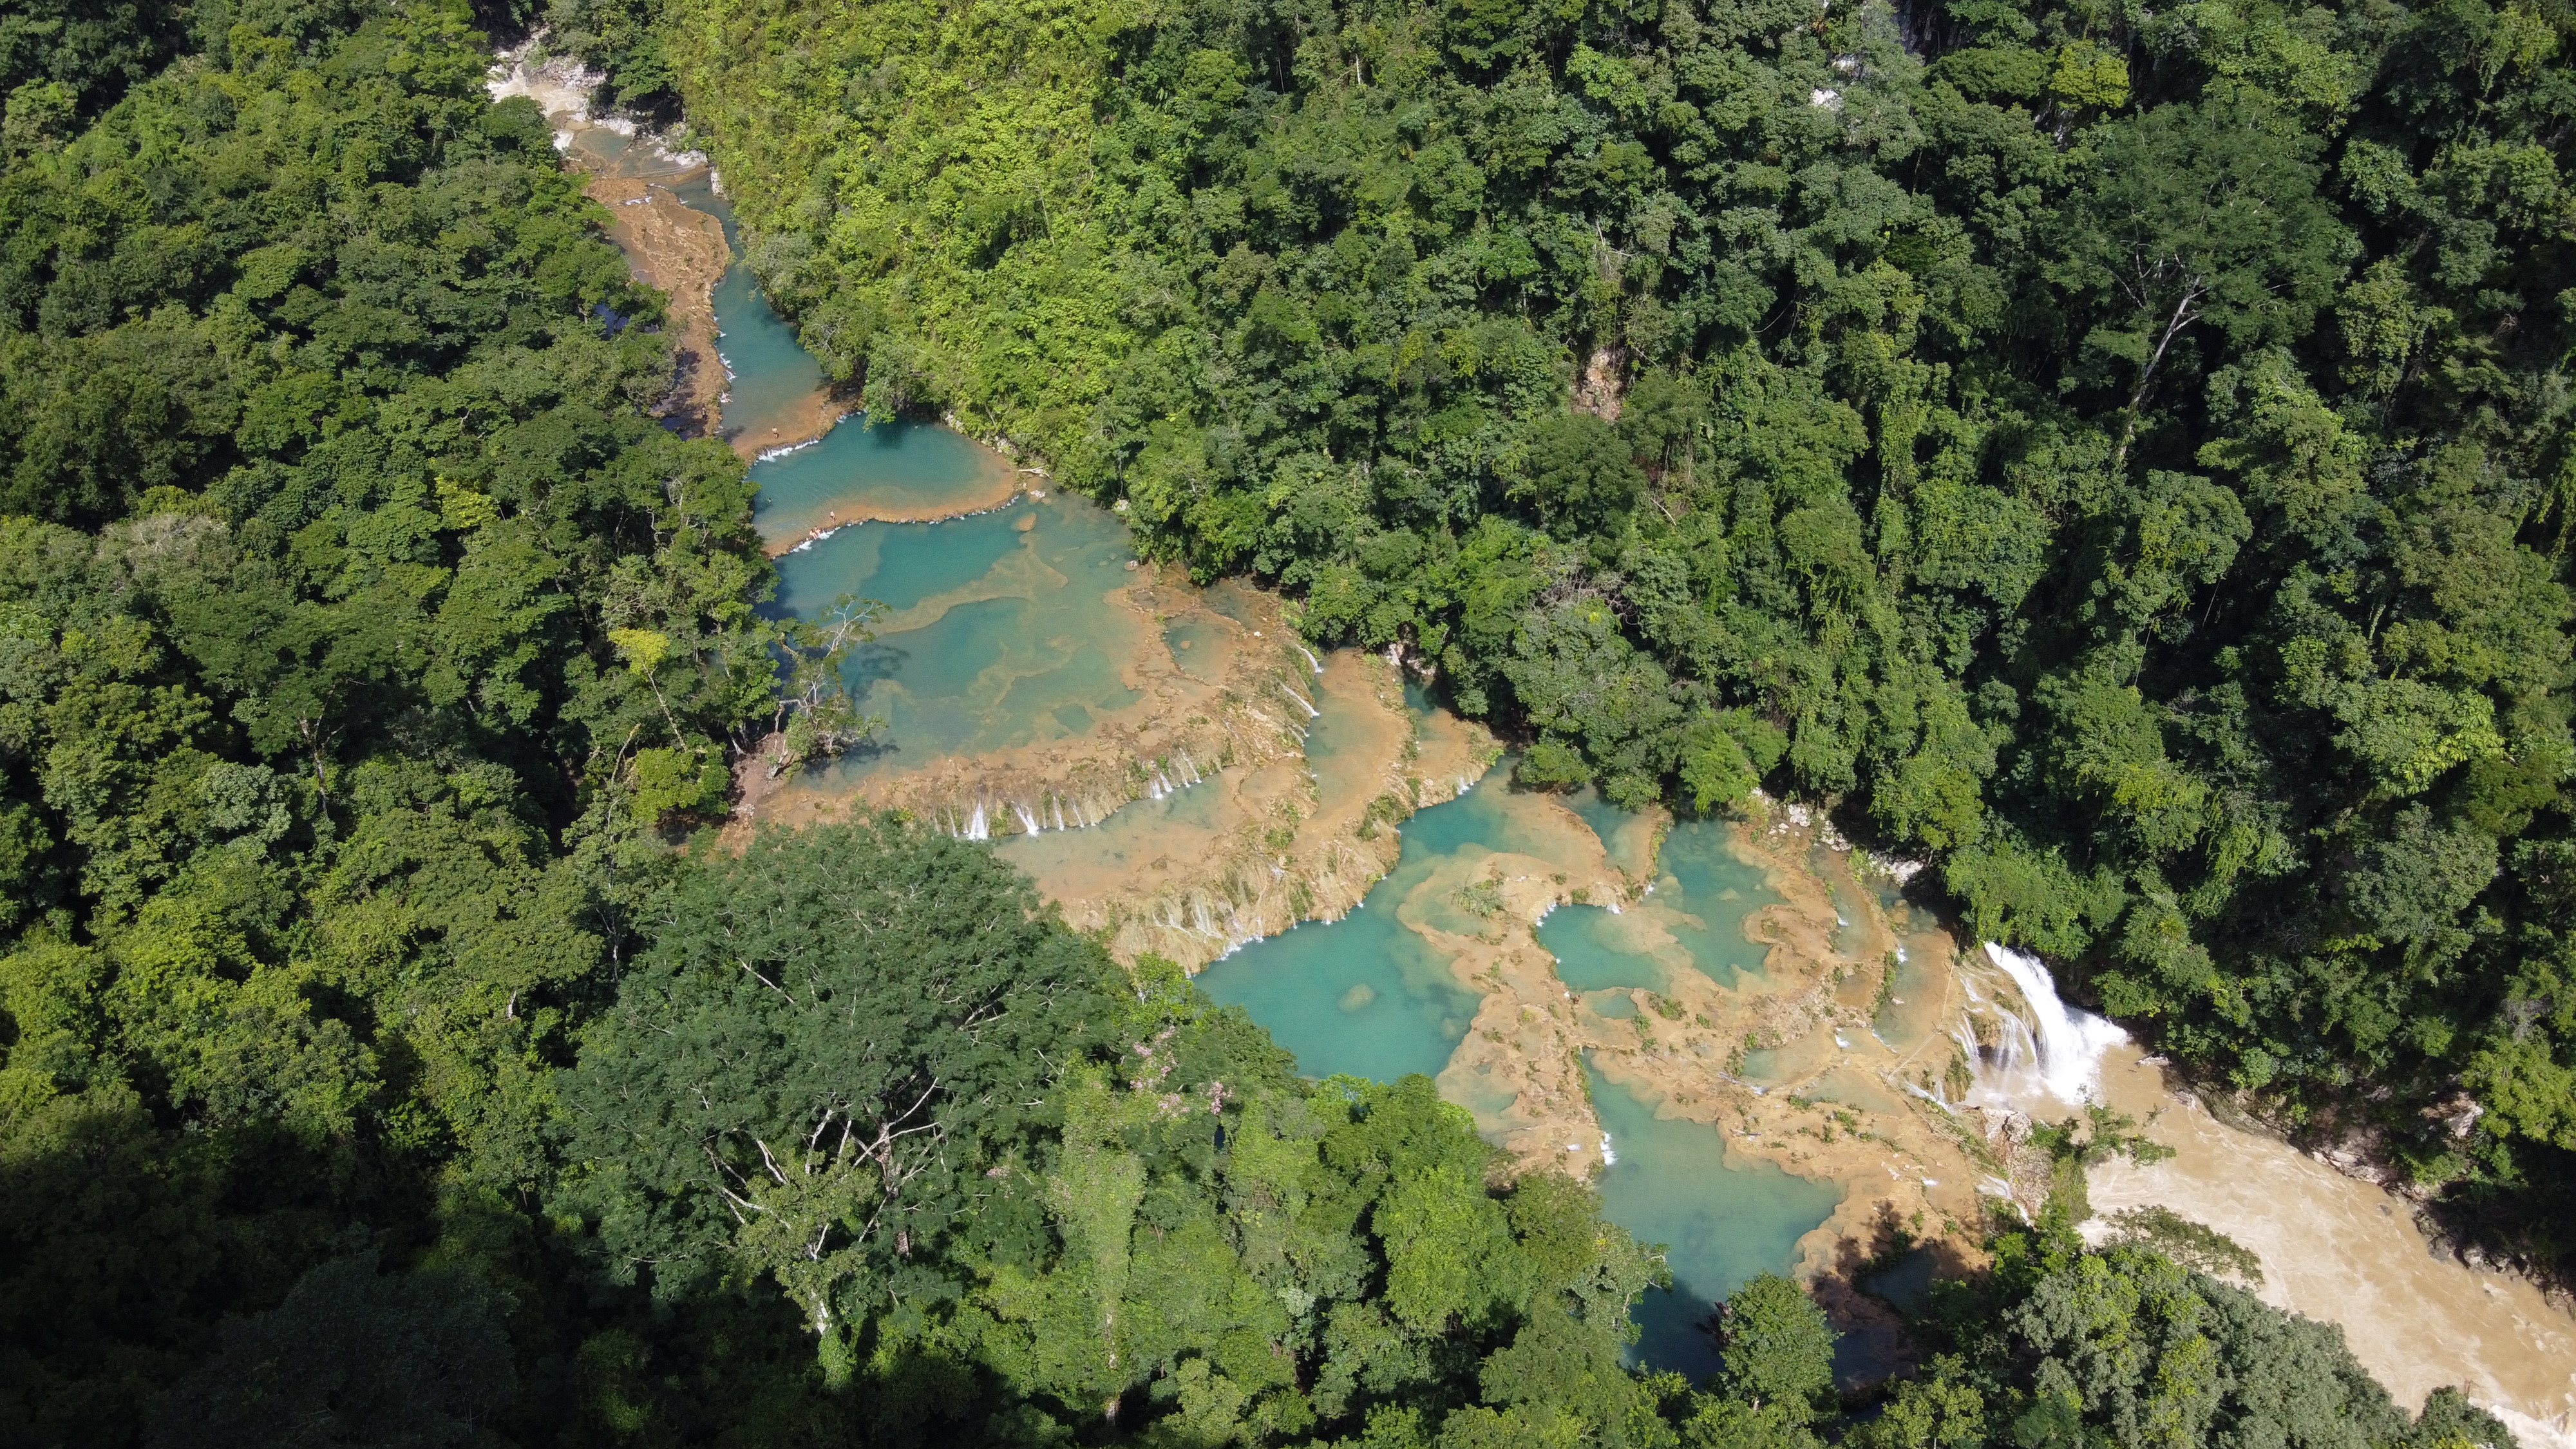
[1962,943,2128,1109]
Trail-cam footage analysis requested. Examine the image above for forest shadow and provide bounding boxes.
[1810,1199,1980,1393]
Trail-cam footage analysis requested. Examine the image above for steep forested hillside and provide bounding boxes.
[0,1,875,1437]
[559,0,2576,1265]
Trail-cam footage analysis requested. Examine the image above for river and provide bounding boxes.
[495,51,2576,1441]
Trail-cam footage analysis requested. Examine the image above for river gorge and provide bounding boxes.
[497,50,2576,1444]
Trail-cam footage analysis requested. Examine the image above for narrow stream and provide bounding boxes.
[568,133,1171,783]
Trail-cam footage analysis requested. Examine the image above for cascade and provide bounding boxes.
[1960,943,2127,1108]
[1016,803,1041,835]
[1280,683,1321,718]
[963,802,989,841]
[1052,797,1066,831]
[1294,642,1323,674]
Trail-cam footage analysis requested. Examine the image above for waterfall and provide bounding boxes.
[1962,943,2127,1108]
[1280,683,1321,718]
[1294,641,1323,674]
[1176,748,1201,786]
[1052,797,1066,831]
[1015,803,1040,835]
[963,803,989,841]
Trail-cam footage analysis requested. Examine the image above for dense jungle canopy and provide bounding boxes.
[0,0,2555,1443]
[553,0,2576,1268]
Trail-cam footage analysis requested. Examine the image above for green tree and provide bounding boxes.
[1710,1274,1836,1422]
[144,1256,515,1449]
[556,817,1117,1355]
[2047,96,2353,471]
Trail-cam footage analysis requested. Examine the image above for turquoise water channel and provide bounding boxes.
[698,203,1145,775]
[755,419,1016,542]
[562,117,1156,790]
[649,131,1842,1383]
[585,135,1014,546]
[1537,812,1776,997]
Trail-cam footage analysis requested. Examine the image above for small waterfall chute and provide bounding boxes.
[1052,797,1066,831]
[963,803,989,842]
[1016,802,1040,835]
[1280,683,1321,718]
[1960,943,2126,1108]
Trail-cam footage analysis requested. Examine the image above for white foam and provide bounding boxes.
[1965,943,2128,1108]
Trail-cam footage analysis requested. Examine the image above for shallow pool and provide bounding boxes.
[769,494,1147,779]
[1194,769,1548,1081]
[1535,813,1778,998]
[1589,1063,1842,1379]
[752,417,1019,543]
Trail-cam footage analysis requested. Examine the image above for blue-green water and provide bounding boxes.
[1200,770,1840,1381]
[608,146,1007,545]
[1650,820,1777,988]
[1194,903,1481,1083]
[1591,1063,1842,1379]
[769,495,1146,779]
[753,418,1014,542]
[582,149,827,451]
[714,254,826,442]
[1564,784,1658,876]
[1536,816,1776,997]
[1195,770,1540,1081]
[1540,905,1678,993]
